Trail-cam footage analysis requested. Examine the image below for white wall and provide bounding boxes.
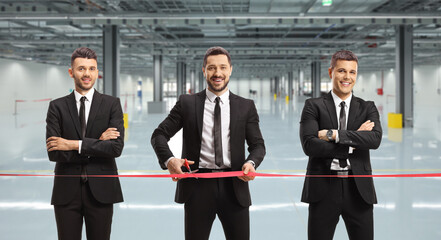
[413,65,441,107]
[355,65,441,139]
[0,57,274,117]
[0,58,155,115]
[355,65,441,108]
[2,57,439,119]
[354,69,397,115]
[229,77,271,99]
[0,58,72,114]
[119,74,153,114]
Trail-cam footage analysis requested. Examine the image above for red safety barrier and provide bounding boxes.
[1,171,441,179]
[15,98,52,103]
[120,94,135,113]
[14,98,52,115]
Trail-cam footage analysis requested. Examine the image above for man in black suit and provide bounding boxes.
[299,50,382,240]
[46,47,124,240]
[151,46,265,240]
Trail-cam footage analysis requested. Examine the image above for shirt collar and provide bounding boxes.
[205,88,229,104]
[331,90,352,108]
[74,88,95,103]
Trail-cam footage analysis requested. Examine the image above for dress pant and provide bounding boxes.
[308,175,374,240]
[184,177,250,240]
[54,181,114,240]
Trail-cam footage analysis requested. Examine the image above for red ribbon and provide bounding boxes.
[1,172,441,178]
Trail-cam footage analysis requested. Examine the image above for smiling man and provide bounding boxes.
[151,46,265,240]
[299,50,382,240]
[46,47,124,240]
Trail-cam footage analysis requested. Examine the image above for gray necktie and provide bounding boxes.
[79,96,88,182]
[79,96,87,139]
[338,101,348,168]
[214,97,223,167]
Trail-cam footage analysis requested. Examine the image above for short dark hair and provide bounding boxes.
[330,50,358,69]
[71,47,97,66]
[203,46,231,68]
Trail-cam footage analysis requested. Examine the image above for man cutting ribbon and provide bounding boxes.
[151,46,266,240]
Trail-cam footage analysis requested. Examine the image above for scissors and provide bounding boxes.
[183,158,199,173]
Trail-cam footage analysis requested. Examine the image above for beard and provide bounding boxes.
[206,77,229,93]
[73,73,94,92]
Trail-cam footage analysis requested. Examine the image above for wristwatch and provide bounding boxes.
[326,129,334,141]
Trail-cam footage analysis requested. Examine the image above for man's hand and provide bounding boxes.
[318,130,328,141]
[357,120,374,131]
[166,158,195,182]
[46,137,78,152]
[99,128,120,140]
[238,162,256,182]
[318,129,335,141]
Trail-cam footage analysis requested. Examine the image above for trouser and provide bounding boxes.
[184,177,250,240]
[308,176,374,240]
[54,181,114,240]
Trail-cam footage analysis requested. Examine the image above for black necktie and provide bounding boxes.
[214,97,223,167]
[79,96,87,139]
[338,101,348,168]
[79,96,88,182]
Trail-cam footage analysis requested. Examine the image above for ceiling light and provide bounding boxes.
[11,44,36,48]
[322,0,332,6]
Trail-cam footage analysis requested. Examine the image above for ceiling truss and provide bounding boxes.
[0,0,441,77]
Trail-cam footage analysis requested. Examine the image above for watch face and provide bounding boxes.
[327,130,333,139]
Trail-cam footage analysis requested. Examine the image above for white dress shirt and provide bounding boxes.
[164,88,255,169]
[199,89,231,169]
[330,91,352,171]
[74,88,94,153]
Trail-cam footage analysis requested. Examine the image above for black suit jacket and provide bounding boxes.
[46,90,124,205]
[299,91,382,204]
[151,90,266,207]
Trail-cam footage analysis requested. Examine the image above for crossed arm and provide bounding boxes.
[317,120,375,142]
[300,100,382,159]
[46,128,120,152]
[46,99,124,162]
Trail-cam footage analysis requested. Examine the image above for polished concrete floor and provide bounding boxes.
[1,92,441,240]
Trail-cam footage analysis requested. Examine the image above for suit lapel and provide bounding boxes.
[347,95,360,130]
[323,91,338,129]
[66,92,82,138]
[195,90,206,139]
[86,90,102,137]
[229,92,239,134]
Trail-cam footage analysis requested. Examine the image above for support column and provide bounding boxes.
[281,76,286,97]
[103,25,120,97]
[274,76,279,96]
[176,61,187,97]
[198,71,205,92]
[176,61,183,97]
[148,55,166,113]
[190,67,195,94]
[395,25,414,127]
[270,77,274,93]
[153,55,163,102]
[299,69,304,96]
[293,68,299,96]
[311,61,321,98]
[288,70,293,101]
